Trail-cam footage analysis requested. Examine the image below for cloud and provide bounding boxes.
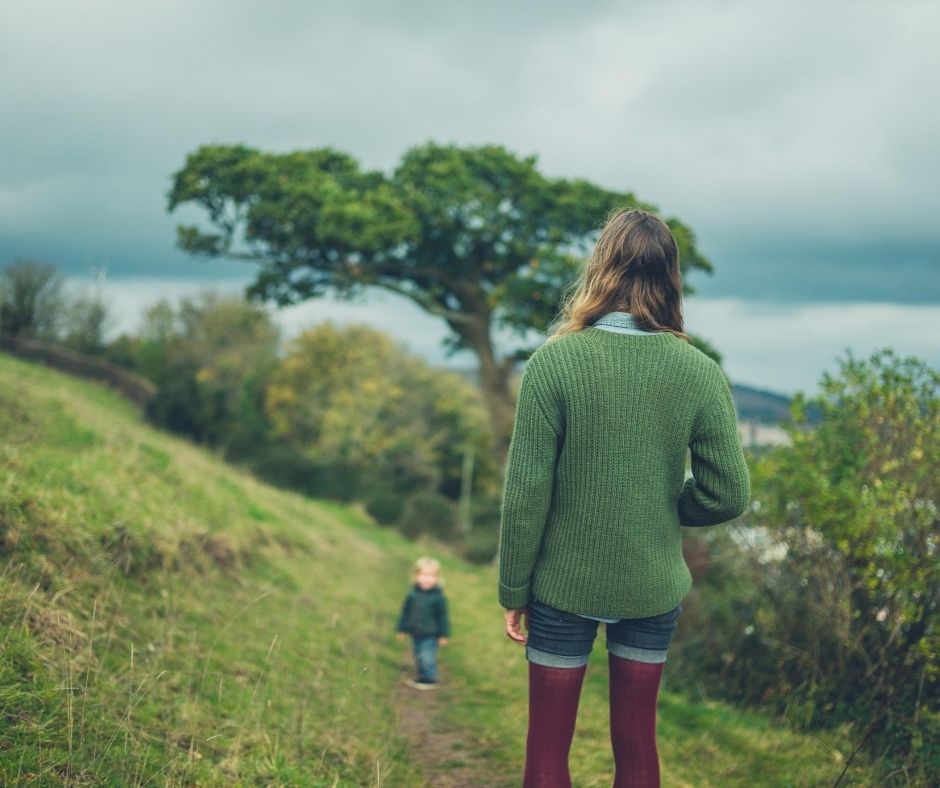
[1,1,938,301]
[684,297,940,394]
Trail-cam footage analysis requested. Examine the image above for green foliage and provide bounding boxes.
[266,322,495,506]
[168,143,711,337]
[365,485,406,525]
[1,261,114,356]
[120,293,280,451]
[168,142,716,449]
[759,350,938,772]
[0,259,64,339]
[397,489,459,541]
[673,350,938,782]
[106,293,498,548]
[0,353,424,786]
[168,143,707,337]
[60,291,112,354]
[457,526,500,565]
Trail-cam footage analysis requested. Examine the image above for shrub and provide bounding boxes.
[458,527,499,565]
[672,351,939,782]
[397,490,458,541]
[364,485,406,525]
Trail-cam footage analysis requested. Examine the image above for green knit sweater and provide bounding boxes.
[497,327,750,618]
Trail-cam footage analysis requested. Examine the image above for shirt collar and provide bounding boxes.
[595,311,640,328]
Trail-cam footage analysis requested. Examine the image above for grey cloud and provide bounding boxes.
[1,0,938,301]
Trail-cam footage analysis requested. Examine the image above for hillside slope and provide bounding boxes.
[0,353,872,786]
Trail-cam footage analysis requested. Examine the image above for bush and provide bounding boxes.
[671,351,939,782]
[397,490,458,541]
[248,444,326,497]
[458,527,499,565]
[364,485,406,525]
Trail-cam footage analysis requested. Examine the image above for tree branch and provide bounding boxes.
[373,280,477,325]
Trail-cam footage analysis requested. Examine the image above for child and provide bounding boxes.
[396,556,450,690]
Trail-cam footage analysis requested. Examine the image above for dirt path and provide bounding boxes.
[392,651,502,787]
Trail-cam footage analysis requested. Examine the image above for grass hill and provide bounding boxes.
[0,352,873,786]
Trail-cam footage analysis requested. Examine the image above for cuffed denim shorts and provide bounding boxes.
[525,599,682,668]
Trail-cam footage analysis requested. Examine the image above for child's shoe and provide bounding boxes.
[406,678,438,691]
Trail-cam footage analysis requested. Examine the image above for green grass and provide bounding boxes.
[0,352,878,785]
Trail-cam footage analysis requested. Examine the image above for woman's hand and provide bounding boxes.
[504,607,528,645]
[438,637,450,647]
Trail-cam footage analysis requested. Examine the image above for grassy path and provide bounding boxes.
[391,651,499,787]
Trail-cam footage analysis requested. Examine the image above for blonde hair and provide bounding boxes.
[413,556,443,585]
[551,208,690,342]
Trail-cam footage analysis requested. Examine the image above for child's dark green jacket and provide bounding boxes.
[397,586,450,638]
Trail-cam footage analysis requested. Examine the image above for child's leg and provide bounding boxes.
[412,637,437,683]
[426,639,439,682]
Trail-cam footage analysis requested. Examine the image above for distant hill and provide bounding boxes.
[731,383,792,424]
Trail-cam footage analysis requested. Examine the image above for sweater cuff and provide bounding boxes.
[499,580,531,610]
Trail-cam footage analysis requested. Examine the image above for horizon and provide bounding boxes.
[59,273,939,397]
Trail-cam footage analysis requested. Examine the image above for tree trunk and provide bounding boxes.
[450,314,517,463]
[478,341,516,462]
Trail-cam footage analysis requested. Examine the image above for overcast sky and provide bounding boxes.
[1,1,938,393]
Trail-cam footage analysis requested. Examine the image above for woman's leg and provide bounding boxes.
[524,662,587,788]
[605,606,680,788]
[523,601,598,787]
[608,654,664,788]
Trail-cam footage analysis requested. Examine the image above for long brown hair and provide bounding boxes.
[551,208,690,342]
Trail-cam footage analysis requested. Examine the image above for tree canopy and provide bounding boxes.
[168,142,714,449]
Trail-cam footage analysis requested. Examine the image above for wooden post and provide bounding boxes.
[457,445,474,534]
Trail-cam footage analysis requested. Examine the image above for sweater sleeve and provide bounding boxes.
[498,359,562,609]
[678,374,751,527]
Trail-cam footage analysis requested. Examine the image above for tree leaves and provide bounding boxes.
[168,141,712,341]
[750,350,939,768]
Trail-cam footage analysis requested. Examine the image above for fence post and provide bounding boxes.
[457,444,474,534]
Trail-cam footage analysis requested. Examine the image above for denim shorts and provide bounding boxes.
[525,599,682,668]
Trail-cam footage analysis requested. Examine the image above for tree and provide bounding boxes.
[264,322,494,503]
[61,292,112,355]
[132,293,281,449]
[168,142,713,451]
[0,259,64,340]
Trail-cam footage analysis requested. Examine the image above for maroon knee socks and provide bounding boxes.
[523,657,664,787]
[523,662,587,788]
[608,654,665,788]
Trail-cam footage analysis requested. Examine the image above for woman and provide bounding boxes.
[498,208,750,787]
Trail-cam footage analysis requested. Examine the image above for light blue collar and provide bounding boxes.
[593,311,653,335]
